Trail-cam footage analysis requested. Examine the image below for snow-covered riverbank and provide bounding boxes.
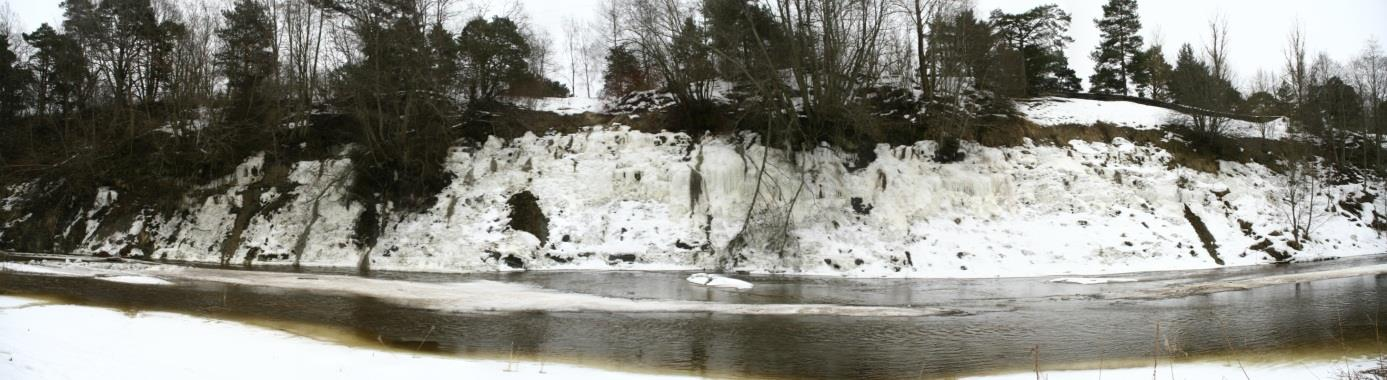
[4,100,1383,278]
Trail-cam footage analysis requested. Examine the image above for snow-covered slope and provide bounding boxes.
[1019,97,1289,139]
[40,122,1385,278]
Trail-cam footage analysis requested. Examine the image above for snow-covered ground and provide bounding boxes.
[43,121,1386,278]
[506,96,607,115]
[1019,97,1290,139]
[0,295,685,380]
[967,358,1385,380]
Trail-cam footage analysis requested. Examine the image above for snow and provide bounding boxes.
[1018,97,1290,139]
[685,273,754,289]
[4,262,959,317]
[1048,277,1138,285]
[507,96,607,115]
[966,358,1383,380]
[96,275,173,285]
[0,262,73,276]
[0,295,685,380]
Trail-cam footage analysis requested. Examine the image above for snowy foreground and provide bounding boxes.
[3,97,1382,278]
[0,295,684,380]
[0,294,1380,380]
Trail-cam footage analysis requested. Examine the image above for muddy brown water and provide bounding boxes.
[1,255,1386,379]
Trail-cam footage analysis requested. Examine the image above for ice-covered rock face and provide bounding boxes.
[53,125,1387,278]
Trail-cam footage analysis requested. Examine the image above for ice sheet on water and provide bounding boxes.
[685,273,754,289]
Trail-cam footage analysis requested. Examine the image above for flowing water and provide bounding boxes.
[1,255,1385,379]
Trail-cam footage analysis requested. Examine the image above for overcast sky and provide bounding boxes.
[7,0,1385,92]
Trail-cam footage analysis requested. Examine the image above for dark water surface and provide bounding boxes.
[1,256,1385,379]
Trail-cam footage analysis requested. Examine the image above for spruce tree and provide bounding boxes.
[427,23,460,92]
[1169,44,1211,108]
[1089,0,1144,95]
[991,5,1082,96]
[215,0,277,118]
[602,45,647,97]
[24,24,87,115]
[1136,44,1172,100]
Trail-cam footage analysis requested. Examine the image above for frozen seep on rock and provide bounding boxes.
[11,123,1386,278]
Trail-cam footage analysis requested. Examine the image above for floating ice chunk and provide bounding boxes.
[686,273,754,289]
[1048,277,1138,285]
[0,262,75,276]
[98,275,173,286]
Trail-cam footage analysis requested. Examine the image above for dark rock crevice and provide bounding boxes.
[507,191,549,245]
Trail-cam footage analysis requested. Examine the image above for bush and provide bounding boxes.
[934,137,965,163]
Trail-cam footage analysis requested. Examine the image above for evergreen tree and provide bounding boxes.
[1135,44,1172,100]
[140,18,186,102]
[1089,0,1144,95]
[24,24,88,115]
[426,23,460,92]
[602,45,648,97]
[1303,76,1362,164]
[668,17,715,101]
[1242,91,1284,115]
[456,17,531,102]
[1168,43,1240,136]
[991,5,1082,96]
[0,33,28,123]
[215,0,277,118]
[1169,44,1218,132]
[702,0,786,78]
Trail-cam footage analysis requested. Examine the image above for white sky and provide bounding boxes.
[975,0,1387,90]
[7,0,1386,92]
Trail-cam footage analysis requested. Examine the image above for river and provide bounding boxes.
[1,255,1385,379]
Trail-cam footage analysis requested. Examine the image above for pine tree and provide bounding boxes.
[456,17,531,102]
[24,23,88,115]
[0,33,29,123]
[702,0,786,78]
[991,5,1082,96]
[1089,0,1144,95]
[215,0,277,117]
[140,19,186,102]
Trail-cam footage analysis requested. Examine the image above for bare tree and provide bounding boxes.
[595,0,628,50]
[1284,22,1308,113]
[562,17,592,97]
[1309,52,1341,87]
[892,0,952,97]
[762,0,892,124]
[1350,39,1384,169]
[281,0,330,109]
[1283,158,1327,244]
[1203,13,1230,84]
[1248,68,1276,95]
